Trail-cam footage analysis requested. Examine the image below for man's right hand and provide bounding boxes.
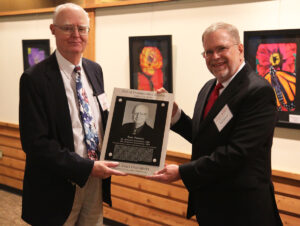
[156,87,178,117]
[91,161,127,179]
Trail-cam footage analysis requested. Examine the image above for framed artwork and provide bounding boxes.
[22,39,50,70]
[244,29,300,129]
[129,35,173,92]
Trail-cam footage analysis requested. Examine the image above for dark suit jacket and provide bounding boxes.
[19,53,110,226]
[172,63,282,226]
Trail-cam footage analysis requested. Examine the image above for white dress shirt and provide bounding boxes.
[56,50,103,158]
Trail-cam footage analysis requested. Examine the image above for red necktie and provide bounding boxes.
[203,83,223,118]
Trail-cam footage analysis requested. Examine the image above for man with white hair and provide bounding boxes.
[19,3,126,226]
[121,104,154,137]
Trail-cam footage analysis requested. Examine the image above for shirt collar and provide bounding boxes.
[55,50,82,79]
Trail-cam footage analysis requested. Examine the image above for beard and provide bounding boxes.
[209,62,231,82]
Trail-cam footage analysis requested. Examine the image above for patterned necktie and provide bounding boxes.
[203,82,223,118]
[74,66,99,160]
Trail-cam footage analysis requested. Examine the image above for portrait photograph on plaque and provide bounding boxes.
[100,88,174,175]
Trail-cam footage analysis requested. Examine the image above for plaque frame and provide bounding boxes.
[100,88,174,175]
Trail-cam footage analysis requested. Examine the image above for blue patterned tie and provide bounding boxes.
[74,66,99,160]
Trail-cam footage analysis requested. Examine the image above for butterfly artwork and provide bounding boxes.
[256,43,296,111]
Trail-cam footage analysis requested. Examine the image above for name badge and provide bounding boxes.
[214,104,233,132]
[97,93,109,111]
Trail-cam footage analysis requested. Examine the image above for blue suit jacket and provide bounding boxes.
[173,63,282,226]
[19,53,110,226]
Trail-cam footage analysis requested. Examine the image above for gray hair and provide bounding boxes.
[202,22,241,44]
[53,3,89,24]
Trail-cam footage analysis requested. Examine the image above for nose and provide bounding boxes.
[71,27,80,37]
[211,51,221,59]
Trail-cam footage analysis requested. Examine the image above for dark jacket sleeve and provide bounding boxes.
[19,69,93,187]
[178,76,277,192]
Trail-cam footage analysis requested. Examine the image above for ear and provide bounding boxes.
[238,43,245,61]
[50,24,55,35]
[238,43,244,55]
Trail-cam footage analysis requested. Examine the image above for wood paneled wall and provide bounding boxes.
[83,10,96,61]
[0,121,300,225]
[0,122,24,190]
[0,0,172,17]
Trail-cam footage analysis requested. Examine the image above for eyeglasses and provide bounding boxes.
[54,24,90,35]
[202,44,238,58]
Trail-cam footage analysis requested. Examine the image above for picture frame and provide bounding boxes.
[100,88,174,176]
[244,29,300,129]
[129,35,173,92]
[22,39,50,70]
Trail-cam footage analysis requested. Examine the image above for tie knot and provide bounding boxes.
[74,66,81,74]
[215,82,223,91]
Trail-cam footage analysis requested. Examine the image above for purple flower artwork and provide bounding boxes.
[27,47,46,66]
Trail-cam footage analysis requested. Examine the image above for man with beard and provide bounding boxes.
[148,22,282,226]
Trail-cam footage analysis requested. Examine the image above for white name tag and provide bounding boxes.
[289,114,300,124]
[97,93,109,111]
[214,104,233,132]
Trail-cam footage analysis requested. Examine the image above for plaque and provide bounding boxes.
[100,88,174,176]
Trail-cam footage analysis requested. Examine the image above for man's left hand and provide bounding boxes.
[146,164,181,183]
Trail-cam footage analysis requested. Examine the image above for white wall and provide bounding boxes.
[0,13,55,123]
[0,0,299,173]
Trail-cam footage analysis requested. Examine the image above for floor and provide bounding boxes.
[0,188,28,226]
[0,185,125,226]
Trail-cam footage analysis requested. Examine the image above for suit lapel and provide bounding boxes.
[196,64,249,136]
[82,58,108,130]
[82,59,104,96]
[193,79,215,137]
[45,53,74,151]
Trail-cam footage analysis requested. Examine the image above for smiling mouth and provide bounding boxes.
[69,41,81,44]
[213,61,226,69]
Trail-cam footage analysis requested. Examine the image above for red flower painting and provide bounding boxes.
[256,43,296,111]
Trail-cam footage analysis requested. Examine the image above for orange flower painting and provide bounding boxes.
[129,35,172,92]
[138,46,163,91]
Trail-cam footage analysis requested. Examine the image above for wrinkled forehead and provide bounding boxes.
[203,29,235,49]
